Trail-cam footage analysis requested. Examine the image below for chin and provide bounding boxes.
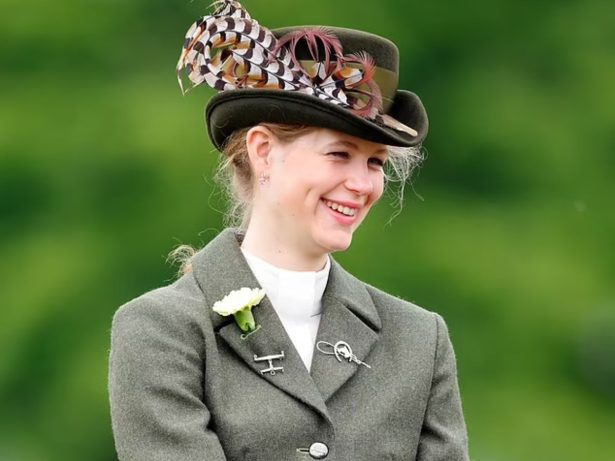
[315,232,353,254]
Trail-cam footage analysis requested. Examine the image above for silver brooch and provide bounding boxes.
[253,351,285,375]
[316,340,371,369]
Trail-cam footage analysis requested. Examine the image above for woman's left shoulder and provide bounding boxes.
[362,281,447,334]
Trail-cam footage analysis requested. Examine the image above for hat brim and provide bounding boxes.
[205,89,428,150]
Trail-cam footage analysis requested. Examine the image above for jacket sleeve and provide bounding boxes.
[417,313,470,460]
[108,295,227,461]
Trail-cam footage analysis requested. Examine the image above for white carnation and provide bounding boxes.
[212,287,266,316]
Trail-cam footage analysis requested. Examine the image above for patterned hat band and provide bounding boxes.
[176,0,420,140]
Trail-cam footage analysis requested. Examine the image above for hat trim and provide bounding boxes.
[296,60,398,111]
[178,2,389,123]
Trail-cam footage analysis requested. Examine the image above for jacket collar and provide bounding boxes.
[191,228,381,417]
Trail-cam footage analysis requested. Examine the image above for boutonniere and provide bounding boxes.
[213,287,266,338]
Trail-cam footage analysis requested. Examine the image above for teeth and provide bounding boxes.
[325,200,357,217]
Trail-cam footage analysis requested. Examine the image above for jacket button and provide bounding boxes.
[309,442,329,459]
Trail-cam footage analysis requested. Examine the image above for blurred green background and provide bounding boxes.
[1,0,614,459]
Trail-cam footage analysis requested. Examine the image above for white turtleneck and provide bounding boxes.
[240,248,331,371]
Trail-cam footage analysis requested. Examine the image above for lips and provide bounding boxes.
[322,199,360,217]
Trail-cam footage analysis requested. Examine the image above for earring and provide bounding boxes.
[258,172,270,186]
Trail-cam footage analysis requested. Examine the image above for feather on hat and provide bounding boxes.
[176,0,428,149]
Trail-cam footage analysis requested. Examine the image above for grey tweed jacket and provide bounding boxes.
[109,228,469,460]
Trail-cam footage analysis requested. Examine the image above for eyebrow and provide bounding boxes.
[324,140,388,155]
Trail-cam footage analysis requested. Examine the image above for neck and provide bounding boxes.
[241,214,328,272]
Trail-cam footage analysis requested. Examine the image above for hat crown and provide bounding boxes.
[272,26,400,74]
[270,26,400,112]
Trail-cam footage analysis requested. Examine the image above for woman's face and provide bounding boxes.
[257,127,388,257]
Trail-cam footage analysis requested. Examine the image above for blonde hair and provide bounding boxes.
[215,123,316,230]
[168,123,423,275]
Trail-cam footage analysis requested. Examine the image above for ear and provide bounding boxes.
[246,125,275,173]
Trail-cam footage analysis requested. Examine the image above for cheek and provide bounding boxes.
[371,175,386,203]
[271,177,314,210]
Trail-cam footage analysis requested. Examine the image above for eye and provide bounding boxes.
[368,157,386,167]
[327,151,350,159]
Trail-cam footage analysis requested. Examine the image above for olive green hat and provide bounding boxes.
[177,1,428,150]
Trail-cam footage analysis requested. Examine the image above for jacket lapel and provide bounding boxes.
[309,259,382,402]
[191,229,329,421]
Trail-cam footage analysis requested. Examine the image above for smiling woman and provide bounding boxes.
[108,1,469,460]
[238,126,389,268]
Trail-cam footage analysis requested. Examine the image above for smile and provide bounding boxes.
[324,200,358,217]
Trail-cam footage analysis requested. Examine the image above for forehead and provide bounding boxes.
[289,128,387,154]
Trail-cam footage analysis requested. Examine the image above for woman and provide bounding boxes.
[109,1,469,460]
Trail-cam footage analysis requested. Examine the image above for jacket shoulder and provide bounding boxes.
[364,282,439,326]
[111,271,209,335]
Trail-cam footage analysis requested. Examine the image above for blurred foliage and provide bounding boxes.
[1,0,614,459]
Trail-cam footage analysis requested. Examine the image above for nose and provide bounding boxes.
[345,163,375,196]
